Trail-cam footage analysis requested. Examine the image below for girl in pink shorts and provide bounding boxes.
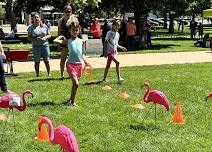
[54,21,88,106]
[103,20,127,84]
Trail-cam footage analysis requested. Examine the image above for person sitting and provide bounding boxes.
[7,30,19,39]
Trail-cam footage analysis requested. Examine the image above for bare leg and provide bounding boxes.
[44,61,50,76]
[103,59,112,81]
[35,62,40,77]
[60,48,68,79]
[111,57,120,80]
[70,76,79,104]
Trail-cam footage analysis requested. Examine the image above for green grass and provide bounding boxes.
[0,63,211,151]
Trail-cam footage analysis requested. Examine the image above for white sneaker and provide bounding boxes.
[118,77,124,84]
[102,79,109,83]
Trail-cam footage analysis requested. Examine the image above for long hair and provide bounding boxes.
[31,12,44,27]
[64,4,75,14]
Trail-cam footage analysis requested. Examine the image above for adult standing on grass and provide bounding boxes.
[0,41,7,92]
[27,12,51,77]
[102,20,127,84]
[100,19,111,57]
[58,4,78,79]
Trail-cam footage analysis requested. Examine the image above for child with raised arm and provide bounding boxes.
[54,21,88,106]
[103,20,127,84]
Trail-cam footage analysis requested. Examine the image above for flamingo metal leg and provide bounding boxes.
[11,108,16,135]
[154,103,157,125]
[141,105,154,124]
[0,109,11,142]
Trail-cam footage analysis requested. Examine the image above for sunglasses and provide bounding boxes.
[64,10,72,13]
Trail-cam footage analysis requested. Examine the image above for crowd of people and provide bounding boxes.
[25,4,127,106]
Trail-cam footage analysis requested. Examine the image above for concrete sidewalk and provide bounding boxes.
[7,50,212,74]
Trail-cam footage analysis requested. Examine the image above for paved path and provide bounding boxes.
[7,50,212,73]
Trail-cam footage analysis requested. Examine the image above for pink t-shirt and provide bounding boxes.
[126,23,136,36]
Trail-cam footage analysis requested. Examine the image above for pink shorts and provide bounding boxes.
[66,63,82,79]
[107,53,115,60]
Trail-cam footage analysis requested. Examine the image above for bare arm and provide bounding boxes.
[117,44,127,51]
[41,29,51,41]
[0,41,6,59]
[27,32,39,42]
[53,35,67,45]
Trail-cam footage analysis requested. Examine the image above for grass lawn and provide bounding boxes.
[0,63,211,151]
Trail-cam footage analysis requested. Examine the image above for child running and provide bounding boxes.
[103,20,127,84]
[54,21,88,106]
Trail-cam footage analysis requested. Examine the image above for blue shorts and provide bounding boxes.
[32,45,50,62]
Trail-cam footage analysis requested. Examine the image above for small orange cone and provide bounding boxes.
[131,103,144,110]
[118,92,129,99]
[35,118,49,141]
[0,113,8,121]
[172,102,185,124]
[102,85,112,91]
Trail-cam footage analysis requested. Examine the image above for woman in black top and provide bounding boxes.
[58,4,78,79]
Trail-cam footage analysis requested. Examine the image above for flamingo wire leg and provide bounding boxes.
[154,103,157,126]
[141,105,154,124]
[11,108,16,135]
[0,109,11,142]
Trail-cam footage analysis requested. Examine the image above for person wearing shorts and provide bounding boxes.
[103,20,127,84]
[27,12,51,77]
[54,21,88,106]
[58,4,78,79]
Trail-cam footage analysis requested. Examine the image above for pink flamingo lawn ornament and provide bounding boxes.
[38,117,79,152]
[142,82,170,124]
[0,89,33,136]
[205,93,212,101]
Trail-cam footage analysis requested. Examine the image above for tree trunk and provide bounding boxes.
[5,0,17,31]
[168,13,174,33]
[163,13,168,29]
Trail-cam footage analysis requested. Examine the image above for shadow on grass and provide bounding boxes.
[153,37,194,41]
[28,77,69,82]
[28,101,68,107]
[129,124,159,131]
[83,80,103,85]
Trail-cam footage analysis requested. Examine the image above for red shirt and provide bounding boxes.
[90,22,101,38]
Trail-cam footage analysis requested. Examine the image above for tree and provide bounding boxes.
[0,0,17,31]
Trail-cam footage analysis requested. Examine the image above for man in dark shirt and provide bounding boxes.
[100,19,111,57]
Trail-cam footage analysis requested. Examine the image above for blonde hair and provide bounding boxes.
[68,21,80,29]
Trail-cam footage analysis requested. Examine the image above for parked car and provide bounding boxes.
[147,18,159,26]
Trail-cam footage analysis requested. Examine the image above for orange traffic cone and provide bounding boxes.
[118,92,129,99]
[172,102,185,124]
[35,118,49,141]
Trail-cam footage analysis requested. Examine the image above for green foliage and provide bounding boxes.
[0,4,4,18]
